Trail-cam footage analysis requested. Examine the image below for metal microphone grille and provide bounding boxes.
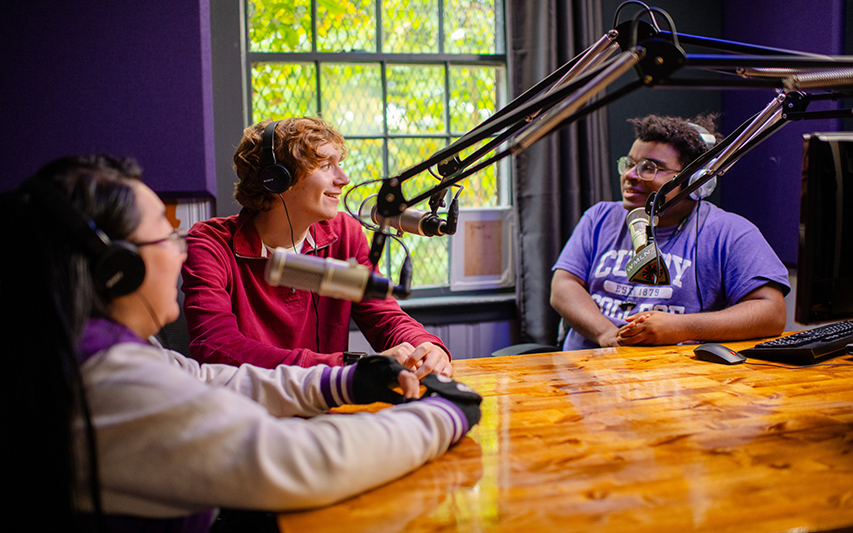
[266,249,324,290]
[277,263,323,289]
[784,68,853,90]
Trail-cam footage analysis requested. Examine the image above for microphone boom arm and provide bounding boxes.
[649,89,853,217]
[362,3,853,268]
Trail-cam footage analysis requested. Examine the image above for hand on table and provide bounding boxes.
[617,311,683,346]
[380,341,453,378]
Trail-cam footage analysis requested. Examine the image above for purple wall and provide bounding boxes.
[720,0,845,264]
[1,2,216,197]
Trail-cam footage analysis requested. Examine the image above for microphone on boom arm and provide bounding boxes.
[625,207,670,285]
[265,249,412,302]
[370,203,449,237]
[366,185,459,266]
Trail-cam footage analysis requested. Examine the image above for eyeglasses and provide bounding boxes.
[617,156,680,181]
[134,228,187,254]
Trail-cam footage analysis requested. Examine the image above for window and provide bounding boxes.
[246,0,509,289]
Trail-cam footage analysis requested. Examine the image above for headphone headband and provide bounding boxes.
[20,175,146,298]
[688,122,716,150]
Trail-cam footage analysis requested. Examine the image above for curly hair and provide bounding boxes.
[628,114,720,167]
[233,117,347,211]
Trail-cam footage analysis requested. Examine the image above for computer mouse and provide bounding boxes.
[693,343,747,365]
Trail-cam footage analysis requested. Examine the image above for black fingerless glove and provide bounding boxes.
[320,356,482,440]
[417,373,482,430]
[351,355,410,405]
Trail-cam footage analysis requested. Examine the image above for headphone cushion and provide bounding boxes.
[689,173,717,200]
[260,164,293,194]
[94,241,146,298]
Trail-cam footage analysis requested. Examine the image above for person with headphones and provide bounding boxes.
[181,117,453,376]
[1,155,480,530]
[550,114,790,350]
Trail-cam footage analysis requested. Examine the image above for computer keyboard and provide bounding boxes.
[741,319,853,365]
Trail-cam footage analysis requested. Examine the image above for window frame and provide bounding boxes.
[242,0,511,292]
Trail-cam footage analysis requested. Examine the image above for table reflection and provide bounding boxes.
[280,343,853,533]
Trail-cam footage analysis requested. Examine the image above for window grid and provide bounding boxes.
[246,0,507,287]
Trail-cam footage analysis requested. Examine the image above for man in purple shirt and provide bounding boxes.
[551,115,789,351]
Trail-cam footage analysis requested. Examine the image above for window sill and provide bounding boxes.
[397,292,517,325]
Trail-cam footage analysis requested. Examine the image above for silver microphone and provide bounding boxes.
[370,203,447,237]
[265,248,398,302]
[624,208,670,285]
[784,67,853,91]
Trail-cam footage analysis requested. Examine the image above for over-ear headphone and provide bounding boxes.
[260,120,295,194]
[20,175,146,299]
[687,122,718,200]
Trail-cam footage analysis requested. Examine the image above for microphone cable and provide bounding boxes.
[308,224,320,353]
[279,193,321,353]
[694,199,705,312]
[648,193,664,285]
[135,291,164,339]
[347,190,417,297]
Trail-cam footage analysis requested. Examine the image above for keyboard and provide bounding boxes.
[741,319,853,365]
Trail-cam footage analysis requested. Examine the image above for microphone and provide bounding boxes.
[784,67,853,91]
[265,249,409,302]
[624,208,670,285]
[370,202,448,237]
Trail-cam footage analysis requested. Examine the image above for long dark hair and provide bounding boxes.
[1,156,142,530]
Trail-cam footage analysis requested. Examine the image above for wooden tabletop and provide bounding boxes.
[278,341,853,533]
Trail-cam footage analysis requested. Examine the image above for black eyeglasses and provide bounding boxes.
[134,228,187,253]
[617,156,680,181]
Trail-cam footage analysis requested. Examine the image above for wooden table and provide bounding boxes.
[278,342,853,532]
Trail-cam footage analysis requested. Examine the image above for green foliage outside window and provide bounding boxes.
[248,0,506,288]
[249,0,312,52]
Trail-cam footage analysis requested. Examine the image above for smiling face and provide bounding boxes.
[281,143,350,226]
[620,139,694,226]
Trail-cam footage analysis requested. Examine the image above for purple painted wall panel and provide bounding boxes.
[1,2,215,197]
[720,0,845,264]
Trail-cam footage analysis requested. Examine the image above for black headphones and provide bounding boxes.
[260,120,295,194]
[20,175,146,299]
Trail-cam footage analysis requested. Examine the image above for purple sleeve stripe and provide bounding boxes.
[319,366,336,407]
[342,365,355,405]
[330,366,348,406]
[420,396,468,442]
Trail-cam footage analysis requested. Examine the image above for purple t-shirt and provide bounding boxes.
[553,201,790,351]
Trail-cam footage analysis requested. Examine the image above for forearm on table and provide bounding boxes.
[189,332,341,368]
[679,294,786,342]
[354,305,450,358]
[551,270,617,346]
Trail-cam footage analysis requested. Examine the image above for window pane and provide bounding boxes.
[252,63,317,120]
[321,63,384,136]
[444,0,502,54]
[453,137,500,207]
[373,233,447,288]
[405,235,449,287]
[247,0,508,292]
[387,65,446,135]
[383,0,438,53]
[449,65,500,134]
[249,0,312,52]
[317,0,376,52]
[388,137,445,198]
[341,138,384,211]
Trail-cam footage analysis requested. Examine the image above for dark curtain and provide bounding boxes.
[507,0,613,345]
